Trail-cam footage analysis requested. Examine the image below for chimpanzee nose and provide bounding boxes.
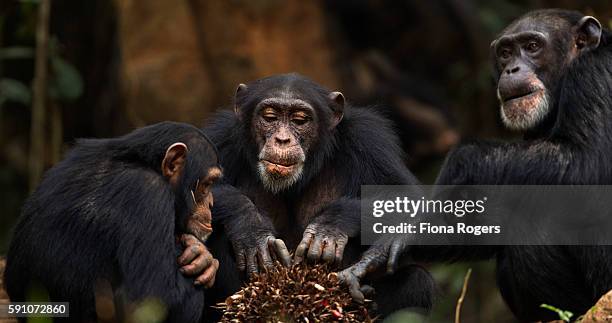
[275,136,291,145]
[505,66,520,75]
[274,127,292,145]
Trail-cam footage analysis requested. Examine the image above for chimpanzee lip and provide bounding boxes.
[190,220,212,232]
[201,222,212,231]
[503,88,542,103]
[261,159,299,168]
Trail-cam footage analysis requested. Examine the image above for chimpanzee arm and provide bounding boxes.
[340,139,571,301]
[295,108,421,265]
[115,171,205,322]
[436,139,571,185]
[404,140,572,264]
[211,183,292,274]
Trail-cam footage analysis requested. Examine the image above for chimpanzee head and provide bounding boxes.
[490,9,603,131]
[125,122,222,241]
[233,74,344,194]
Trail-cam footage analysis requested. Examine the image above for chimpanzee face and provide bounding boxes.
[234,75,345,194]
[251,96,318,193]
[491,12,602,130]
[187,167,222,242]
[162,141,222,242]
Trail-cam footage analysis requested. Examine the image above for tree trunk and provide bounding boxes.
[28,0,51,191]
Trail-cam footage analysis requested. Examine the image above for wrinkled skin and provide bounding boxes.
[178,234,219,288]
[252,97,316,194]
[294,221,348,267]
[233,234,292,274]
[186,167,222,242]
[491,13,602,131]
[338,236,409,302]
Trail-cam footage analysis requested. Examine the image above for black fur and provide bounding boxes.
[203,74,435,320]
[4,122,219,322]
[417,11,612,322]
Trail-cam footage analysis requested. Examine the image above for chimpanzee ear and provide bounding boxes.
[234,83,248,121]
[162,142,188,186]
[575,16,602,51]
[328,91,345,129]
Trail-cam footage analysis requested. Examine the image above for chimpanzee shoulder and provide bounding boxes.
[202,110,250,184]
[334,106,419,186]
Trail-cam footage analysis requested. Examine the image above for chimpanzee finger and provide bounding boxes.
[338,270,364,304]
[246,249,259,276]
[178,234,203,266]
[294,233,313,264]
[307,236,323,262]
[235,248,246,272]
[270,239,291,267]
[334,239,347,267]
[206,259,220,288]
[257,243,274,269]
[321,238,335,263]
[178,243,203,267]
[181,251,213,276]
[360,285,376,298]
[387,242,402,274]
[195,259,219,288]
[179,233,199,246]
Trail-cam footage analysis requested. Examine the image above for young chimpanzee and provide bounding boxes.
[340,9,612,322]
[203,73,435,319]
[4,122,222,322]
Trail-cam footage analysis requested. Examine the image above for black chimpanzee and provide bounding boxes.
[4,122,222,322]
[203,73,435,319]
[339,9,612,322]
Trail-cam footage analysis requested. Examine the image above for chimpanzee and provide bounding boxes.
[339,9,612,322]
[202,73,435,319]
[4,122,222,322]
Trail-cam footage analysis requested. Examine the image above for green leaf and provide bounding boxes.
[0,78,32,106]
[0,47,34,60]
[48,56,83,101]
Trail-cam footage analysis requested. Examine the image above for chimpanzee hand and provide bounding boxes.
[337,236,409,303]
[177,234,219,288]
[232,233,292,276]
[294,222,349,266]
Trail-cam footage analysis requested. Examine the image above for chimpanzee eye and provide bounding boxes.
[262,115,277,122]
[499,47,512,59]
[525,41,540,52]
[261,107,277,122]
[291,112,309,125]
[292,118,308,126]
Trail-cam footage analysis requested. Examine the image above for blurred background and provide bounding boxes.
[1,0,612,322]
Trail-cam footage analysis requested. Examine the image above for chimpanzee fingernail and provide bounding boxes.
[194,281,202,286]
[179,268,186,274]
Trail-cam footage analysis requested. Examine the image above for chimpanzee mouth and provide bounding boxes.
[260,159,304,178]
[257,159,305,193]
[502,89,542,103]
[261,159,301,169]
